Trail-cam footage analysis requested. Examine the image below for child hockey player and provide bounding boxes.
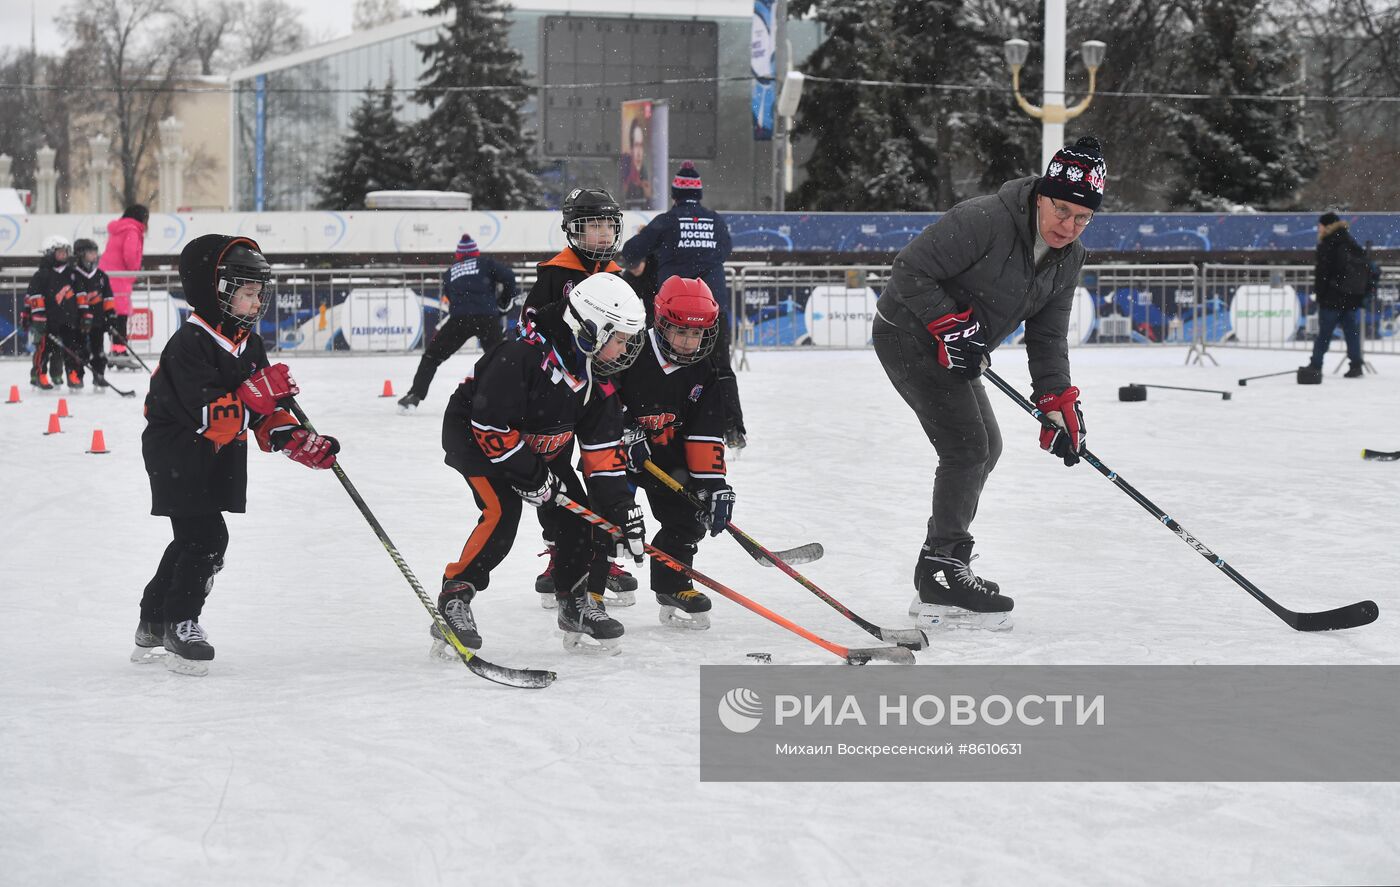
[134,234,340,676]
[23,235,74,390]
[521,188,640,605]
[617,276,735,630]
[72,238,116,388]
[434,272,647,655]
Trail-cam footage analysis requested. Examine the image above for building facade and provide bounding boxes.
[227,0,820,212]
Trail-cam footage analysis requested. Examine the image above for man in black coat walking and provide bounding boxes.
[1306,212,1368,378]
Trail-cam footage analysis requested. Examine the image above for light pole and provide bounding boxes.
[1003,0,1106,172]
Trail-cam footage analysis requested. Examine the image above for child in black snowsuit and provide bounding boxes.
[133,234,340,675]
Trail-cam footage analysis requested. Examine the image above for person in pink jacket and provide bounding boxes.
[98,204,148,365]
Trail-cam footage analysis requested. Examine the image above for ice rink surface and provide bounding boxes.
[2,344,1397,886]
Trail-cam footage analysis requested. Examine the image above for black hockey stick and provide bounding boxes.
[109,330,154,373]
[1236,370,1294,386]
[555,492,914,665]
[45,333,138,397]
[285,398,556,689]
[983,369,1378,632]
[642,460,926,650]
[1362,449,1400,462]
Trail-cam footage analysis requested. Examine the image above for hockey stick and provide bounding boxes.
[1236,369,1294,386]
[110,330,154,373]
[553,492,914,665]
[983,369,1378,632]
[757,541,825,567]
[45,333,138,397]
[285,398,556,689]
[1362,449,1400,461]
[0,328,16,351]
[642,460,927,650]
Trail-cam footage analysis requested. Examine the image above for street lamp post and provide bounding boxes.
[1003,0,1106,172]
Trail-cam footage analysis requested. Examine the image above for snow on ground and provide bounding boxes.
[1,344,1397,886]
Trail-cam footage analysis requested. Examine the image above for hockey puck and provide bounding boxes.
[1118,384,1147,402]
[746,652,773,663]
[1297,366,1322,385]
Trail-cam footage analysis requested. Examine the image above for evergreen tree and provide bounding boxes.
[316,83,412,210]
[1160,0,1315,209]
[410,0,542,209]
[789,0,1035,211]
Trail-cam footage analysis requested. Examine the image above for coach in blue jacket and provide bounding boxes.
[621,163,746,447]
[398,234,517,411]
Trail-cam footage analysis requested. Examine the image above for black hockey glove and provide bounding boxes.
[496,292,516,314]
[695,484,736,536]
[607,502,646,563]
[514,466,561,507]
[927,308,989,380]
[622,424,651,474]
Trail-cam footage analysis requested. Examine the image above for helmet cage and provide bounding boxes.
[563,213,622,263]
[656,314,719,365]
[216,263,274,331]
[42,235,72,262]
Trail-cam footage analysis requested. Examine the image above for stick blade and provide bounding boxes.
[466,656,557,688]
[1290,600,1379,632]
[757,542,825,567]
[1362,449,1400,461]
[878,627,929,650]
[844,646,916,665]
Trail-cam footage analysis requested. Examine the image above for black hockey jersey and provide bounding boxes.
[26,260,78,328]
[71,265,115,328]
[617,329,727,491]
[142,315,280,516]
[520,247,621,319]
[442,300,631,511]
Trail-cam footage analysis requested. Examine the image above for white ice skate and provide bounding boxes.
[907,596,1014,632]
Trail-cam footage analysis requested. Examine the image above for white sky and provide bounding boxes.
[0,0,435,58]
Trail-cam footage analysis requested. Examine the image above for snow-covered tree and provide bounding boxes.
[317,83,413,210]
[409,0,542,209]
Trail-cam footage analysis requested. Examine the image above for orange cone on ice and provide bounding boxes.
[87,428,110,454]
[5,385,19,404]
[56,397,71,418]
[380,379,395,398]
[43,413,63,435]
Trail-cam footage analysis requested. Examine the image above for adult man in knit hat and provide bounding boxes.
[399,233,517,411]
[620,162,746,448]
[873,135,1106,632]
[1304,211,1369,379]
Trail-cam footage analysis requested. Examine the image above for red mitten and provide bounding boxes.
[283,428,339,469]
[1035,386,1085,467]
[237,364,299,415]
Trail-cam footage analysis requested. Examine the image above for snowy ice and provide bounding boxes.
[2,345,1397,885]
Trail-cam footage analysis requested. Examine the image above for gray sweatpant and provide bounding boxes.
[872,316,1003,553]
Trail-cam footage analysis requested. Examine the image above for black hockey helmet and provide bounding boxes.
[73,238,100,270]
[179,233,272,331]
[561,187,622,262]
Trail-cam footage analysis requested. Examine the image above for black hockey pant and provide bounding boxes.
[84,323,109,376]
[139,514,229,625]
[872,316,1003,554]
[712,310,745,434]
[410,315,504,399]
[636,468,707,595]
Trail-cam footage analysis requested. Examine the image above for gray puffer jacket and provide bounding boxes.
[875,175,1085,397]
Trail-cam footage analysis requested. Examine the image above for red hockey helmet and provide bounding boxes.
[654,276,719,365]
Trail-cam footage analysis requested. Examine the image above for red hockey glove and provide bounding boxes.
[1036,386,1086,467]
[283,428,339,469]
[927,308,989,379]
[238,363,299,415]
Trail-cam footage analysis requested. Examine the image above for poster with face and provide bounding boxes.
[621,100,668,212]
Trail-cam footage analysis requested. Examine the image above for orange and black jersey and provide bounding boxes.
[443,301,632,512]
[520,246,621,319]
[142,317,283,516]
[71,265,115,326]
[25,261,77,327]
[617,329,727,490]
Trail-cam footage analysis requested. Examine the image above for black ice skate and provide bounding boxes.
[655,588,711,630]
[130,620,168,664]
[92,372,110,389]
[430,580,482,661]
[535,546,557,608]
[907,542,1014,632]
[396,392,422,412]
[605,559,638,606]
[163,620,215,676]
[31,371,53,390]
[557,586,624,655]
[67,370,83,390]
[108,351,141,371]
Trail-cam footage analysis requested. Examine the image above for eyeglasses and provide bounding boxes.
[1047,197,1094,229]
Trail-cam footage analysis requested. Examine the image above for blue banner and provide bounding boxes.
[254,75,267,213]
[751,0,776,140]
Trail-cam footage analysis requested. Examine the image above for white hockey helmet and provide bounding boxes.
[41,234,72,260]
[565,273,646,375]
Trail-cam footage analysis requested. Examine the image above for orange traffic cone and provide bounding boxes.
[43,413,63,435]
[56,397,71,418]
[380,379,395,398]
[5,385,19,404]
[87,428,110,454]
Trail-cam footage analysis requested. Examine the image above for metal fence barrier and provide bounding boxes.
[4,262,1396,360]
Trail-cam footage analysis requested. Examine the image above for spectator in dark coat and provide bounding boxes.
[1306,212,1368,377]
